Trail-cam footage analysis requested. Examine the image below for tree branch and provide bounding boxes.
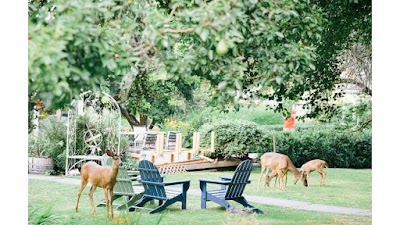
[340,78,372,96]
[119,103,140,127]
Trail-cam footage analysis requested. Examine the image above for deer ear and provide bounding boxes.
[106,149,114,157]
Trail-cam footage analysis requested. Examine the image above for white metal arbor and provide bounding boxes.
[65,91,122,175]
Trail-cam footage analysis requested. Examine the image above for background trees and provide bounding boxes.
[28,0,371,128]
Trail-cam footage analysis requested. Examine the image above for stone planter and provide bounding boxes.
[28,157,54,174]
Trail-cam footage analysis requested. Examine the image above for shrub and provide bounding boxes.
[199,119,270,159]
[28,111,130,174]
[37,116,68,173]
[271,128,372,168]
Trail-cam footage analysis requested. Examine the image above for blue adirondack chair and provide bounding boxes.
[128,160,191,214]
[199,159,264,214]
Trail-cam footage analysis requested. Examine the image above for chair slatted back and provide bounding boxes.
[113,168,135,196]
[138,160,166,199]
[102,156,134,196]
[225,160,253,199]
[166,131,180,150]
[142,132,158,150]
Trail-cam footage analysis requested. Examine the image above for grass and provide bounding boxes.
[166,168,372,209]
[28,168,371,225]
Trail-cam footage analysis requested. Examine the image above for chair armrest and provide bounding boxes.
[199,179,231,185]
[139,180,164,186]
[164,180,191,186]
[220,176,232,181]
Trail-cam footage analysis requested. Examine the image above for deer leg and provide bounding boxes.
[108,188,114,219]
[280,172,287,189]
[266,170,277,187]
[75,179,88,212]
[277,170,284,190]
[103,188,109,218]
[285,172,288,188]
[318,169,326,185]
[259,165,266,187]
[306,173,311,187]
[88,185,97,216]
[275,172,286,188]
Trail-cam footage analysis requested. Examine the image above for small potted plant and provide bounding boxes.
[28,134,54,174]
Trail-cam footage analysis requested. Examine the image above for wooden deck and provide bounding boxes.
[156,159,241,172]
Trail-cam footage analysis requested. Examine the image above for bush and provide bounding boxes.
[199,119,270,159]
[29,111,130,174]
[197,118,371,168]
[36,116,68,173]
[271,128,372,168]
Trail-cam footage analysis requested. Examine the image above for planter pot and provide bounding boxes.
[28,157,54,174]
[248,153,259,159]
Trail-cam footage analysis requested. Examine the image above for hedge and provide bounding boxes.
[199,119,371,168]
[199,119,269,159]
[270,128,371,168]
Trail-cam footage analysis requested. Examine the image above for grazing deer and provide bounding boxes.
[265,153,308,190]
[258,152,286,188]
[75,149,125,219]
[299,159,328,186]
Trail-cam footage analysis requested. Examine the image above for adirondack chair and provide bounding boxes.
[165,131,180,150]
[97,156,144,210]
[128,160,191,214]
[199,159,264,214]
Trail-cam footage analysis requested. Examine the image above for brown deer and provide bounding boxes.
[75,149,125,219]
[299,159,328,186]
[258,152,286,188]
[265,153,308,190]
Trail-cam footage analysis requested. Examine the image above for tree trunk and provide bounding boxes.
[119,103,140,128]
[139,113,148,126]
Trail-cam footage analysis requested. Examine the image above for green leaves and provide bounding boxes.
[29,0,140,109]
[153,0,326,113]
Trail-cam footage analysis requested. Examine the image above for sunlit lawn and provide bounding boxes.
[28,168,371,224]
[166,167,372,209]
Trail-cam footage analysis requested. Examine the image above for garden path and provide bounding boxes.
[28,174,371,216]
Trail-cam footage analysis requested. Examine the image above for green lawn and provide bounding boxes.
[28,168,371,225]
[166,168,372,209]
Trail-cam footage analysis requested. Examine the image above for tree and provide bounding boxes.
[28,0,140,110]
[338,43,372,96]
[301,0,372,119]
[148,0,326,117]
[29,0,371,126]
[116,70,198,129]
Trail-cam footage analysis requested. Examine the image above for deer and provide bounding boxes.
[258,152,287,188]
[75,148,125,219]
[299,159,328,186]
[265,153,308,190]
